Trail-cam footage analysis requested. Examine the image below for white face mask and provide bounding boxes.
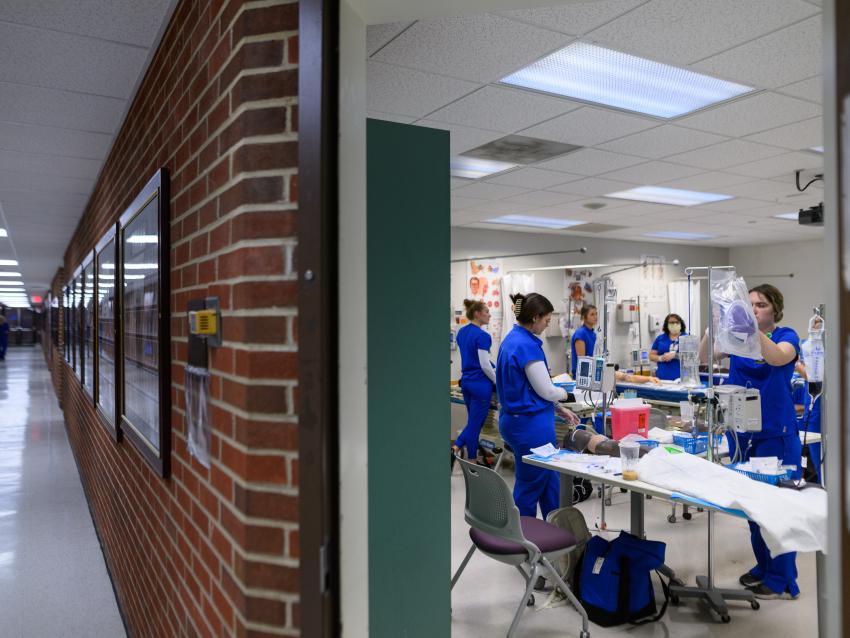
[668,323,682,336]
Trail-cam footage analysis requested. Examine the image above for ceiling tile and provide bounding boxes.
[0,22,149,99]
[696,197,776,213]
[600,161,704,185]
[542,198,631,215]
[367,21,413,56]
[466,200,539,215]
[665,140,785,170]
[597,125,728,159]
[498,0,645,36]
[0,121,112,159]
[367,111,416,124]
[451,177,473,189]
[0,0,172,47]
[537,148,645,175]
[417,120,504,154]
[0,81,125,134]
[501,190,584,207]
[518,107,657,147]
[452,182,528,200]
[776,76,822,102]
[726,151,823,179]
[451,195,486,209]
[367,61,479,118]
[372,14,572,83]
[676,92,820,138]
[587,0,817,65]
[426,85,581,133]
[452,209,491,225]
[744,117,822,150]
[658,171,754,191]
[719,179,807,202]
[0,170,93,195]
[486,167,581,189]
[690,16,821,88]
[549,177,637,197]
[0,150,102,180]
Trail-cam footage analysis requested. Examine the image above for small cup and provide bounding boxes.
[619,441,640,481]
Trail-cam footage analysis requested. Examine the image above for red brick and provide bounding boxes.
[218,245,284,280]
[234,554,298,591]
[233,5,298,41]
[219,108,287,152]
[232,142,297,173]
[234,350,297,379]
[231,69,297,108]
[233,484,298,520]
[231,280,295,308]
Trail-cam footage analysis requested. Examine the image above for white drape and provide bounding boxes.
[668,279,701,336]
[500,273,536,344]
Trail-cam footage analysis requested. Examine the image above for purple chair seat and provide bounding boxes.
[470,516,576,555]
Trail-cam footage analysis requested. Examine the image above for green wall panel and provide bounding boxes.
[367,119,450,637]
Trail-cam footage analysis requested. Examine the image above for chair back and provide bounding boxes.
[649,408,667,430]
[457,457,527,546]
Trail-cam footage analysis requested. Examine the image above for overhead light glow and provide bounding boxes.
[450,156,518,179]
[0,260,17,266]
[0,272,21,278]
[0,229,8,238]
[485,215,585,230]
[810,146,824,154]
[126,235,159,244]
[774,212,799,220]
[103,263,157,270]
[124,274,145,280]
[606,186,733,207]
[500,42,754,119]
[644,231,718,241]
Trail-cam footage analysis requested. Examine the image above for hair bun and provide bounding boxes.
[463,299,474,310]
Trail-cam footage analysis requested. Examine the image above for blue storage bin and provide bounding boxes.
[728,463,790,485]
[671,433,708,454]
[634,439,660,449]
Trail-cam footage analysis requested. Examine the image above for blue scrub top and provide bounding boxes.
[457,323,493,386]
[651,332,684,380]
[570,324,597,378]
[497,325,551,415]
[728,326,800,439]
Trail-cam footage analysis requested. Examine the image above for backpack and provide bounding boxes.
[574,531,670,627]
[545,506,592,583]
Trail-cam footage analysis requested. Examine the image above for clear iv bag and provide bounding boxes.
[801,314,824,400]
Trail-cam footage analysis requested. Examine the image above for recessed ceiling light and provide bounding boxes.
[500,42,755,119]
[484,215,585,229]
[0,230,8,238]
[606,186,733,207]
[774,212,799,220]
[644,231,718,241]
[450,156,518,179]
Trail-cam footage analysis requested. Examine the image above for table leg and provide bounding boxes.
[630,490,645,538]
[559,474,574,508]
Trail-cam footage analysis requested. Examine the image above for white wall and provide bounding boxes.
[339,2,369,636]
[451,227,729,378]
[729,239,825,337]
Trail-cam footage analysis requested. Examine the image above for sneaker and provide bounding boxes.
[749,583,799,600]
[739,572,762,588]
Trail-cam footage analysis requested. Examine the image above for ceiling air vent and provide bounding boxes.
[462,135,581,165]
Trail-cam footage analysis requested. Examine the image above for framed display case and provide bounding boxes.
[63,285,70,363]
[96,225,120,441]
[118,169,170,476]
[71,271,81,374]
[82,253,95,398]
[51,295,59,351]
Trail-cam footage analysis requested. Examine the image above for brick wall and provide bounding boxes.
[47,1,300,636]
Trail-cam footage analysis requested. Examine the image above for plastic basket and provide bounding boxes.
[671,433,708,454]
[634,439,660,449]
[728,463,790,485]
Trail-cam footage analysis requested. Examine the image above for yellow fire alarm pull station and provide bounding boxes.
[189,309,218,336]
[187,296,222,355]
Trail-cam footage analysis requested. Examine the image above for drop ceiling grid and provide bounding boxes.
[368,2,824,247]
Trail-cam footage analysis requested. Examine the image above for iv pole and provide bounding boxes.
[668,266,758,621]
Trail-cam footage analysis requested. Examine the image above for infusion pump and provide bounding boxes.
[715,385,762,432]
[575,356,616,392]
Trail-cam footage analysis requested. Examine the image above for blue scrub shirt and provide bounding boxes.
[497,325,550,415]
[728,326,800,439]
[570,324,597,378]
[457,323,493,386]
[651,332,684,380]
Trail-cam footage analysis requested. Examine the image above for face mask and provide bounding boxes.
[668,323,682,336]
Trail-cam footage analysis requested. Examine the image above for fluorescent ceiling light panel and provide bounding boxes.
[0,229,8,238]
[0,260,17,266]
[450,156,518,179]
[774,212,799,220]
[127,234,158,244]
[605,186,733,207]
[809,146,824,153]
[500,42,754,119]
[0,272,21,277]
[485,215,585,229]
[644,231,718,241]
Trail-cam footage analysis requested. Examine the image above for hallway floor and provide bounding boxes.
[0,349,125,637]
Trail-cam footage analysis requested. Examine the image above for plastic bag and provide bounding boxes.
[710,270,761,360]
[185,365,212,468]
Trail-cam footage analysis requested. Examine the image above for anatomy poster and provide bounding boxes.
[561,268,595,336]
[466,259,503,346]
[640,254,666,302]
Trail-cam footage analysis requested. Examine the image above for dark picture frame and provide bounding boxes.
[118,169,170,477]
[82,252,95,399]
[95,224,120,442]
[72,266,82,377]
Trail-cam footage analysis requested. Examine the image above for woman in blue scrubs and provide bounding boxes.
[498,293,580,518]
[701,284,801,599]
[453,299,496,466]
[570,305,597,378]
[650,313,686,381]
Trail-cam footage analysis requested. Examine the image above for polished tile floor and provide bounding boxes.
[0,349,125,637]
[451,462,818,637]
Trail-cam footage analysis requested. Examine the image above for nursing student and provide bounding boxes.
[497,293,580,518]
[453,299,496,467]
[570,305,597,378]
[650,313,687,381]
[699,284,802,600]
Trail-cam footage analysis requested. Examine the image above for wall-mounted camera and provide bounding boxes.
[798,202,823,226]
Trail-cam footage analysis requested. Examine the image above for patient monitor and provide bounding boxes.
[715,385,762,432]
[575,356,616,393]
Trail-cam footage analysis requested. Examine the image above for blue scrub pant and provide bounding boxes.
[728,431,802,596]
[455,379,493,459]
[500,407,559,519]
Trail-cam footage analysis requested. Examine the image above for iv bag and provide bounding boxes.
[710,269,761,360]
[801,315,825,384]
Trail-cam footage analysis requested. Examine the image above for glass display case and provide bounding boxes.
[83,254,95,398]
[96,226,119,440]
[119,169,170,476]
[63,285,70,363]
[71,272,80,375]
